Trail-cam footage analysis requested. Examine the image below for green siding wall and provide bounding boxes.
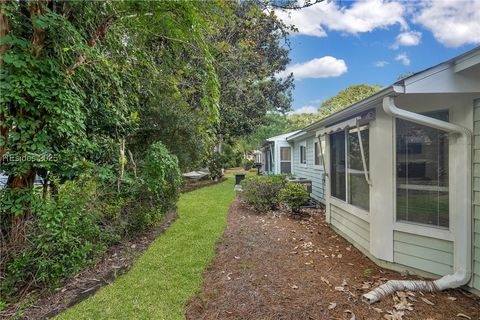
[474,99,480,291]
[292,136,326,203]
[393,231,453,276]
[330,204,370,251]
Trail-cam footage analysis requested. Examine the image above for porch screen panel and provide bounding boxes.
[396,111,449,227]
[330,131,346,201]
[280,147,292,174]
[348,127,369,210]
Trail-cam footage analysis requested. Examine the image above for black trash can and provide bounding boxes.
[235,173,246,185]
[254,163,262,175]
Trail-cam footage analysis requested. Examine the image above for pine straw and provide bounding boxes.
[186,198,480,320]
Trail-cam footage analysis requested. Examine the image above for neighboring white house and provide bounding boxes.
[263,47,480,295]
[286,131,326,203]
[260,131,299,174]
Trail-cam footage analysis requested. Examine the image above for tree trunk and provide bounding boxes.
[6,169,36,249]
[0,0,11,160]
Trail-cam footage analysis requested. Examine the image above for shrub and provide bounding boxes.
[0,178,107,297]
[207,152,223,180]
[242,159,255,171]
[141,142,182,216]
[241,175,286,212]
[0,142,183,299]
[279,182,310,213]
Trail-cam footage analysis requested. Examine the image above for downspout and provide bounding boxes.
[363,95,472,303]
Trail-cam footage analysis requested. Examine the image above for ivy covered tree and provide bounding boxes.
[319,84,382,117]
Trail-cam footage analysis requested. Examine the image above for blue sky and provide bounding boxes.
[274,0,480,113]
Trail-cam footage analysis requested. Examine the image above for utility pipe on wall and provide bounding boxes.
[363,95,472,304]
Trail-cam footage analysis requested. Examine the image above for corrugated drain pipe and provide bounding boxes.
[363,95,472,304]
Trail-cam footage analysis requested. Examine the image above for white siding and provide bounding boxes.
[292,136,326,203]
[330,204,370,252]
[393,231,453,276]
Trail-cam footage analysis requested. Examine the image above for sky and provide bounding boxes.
[274,0,480,114]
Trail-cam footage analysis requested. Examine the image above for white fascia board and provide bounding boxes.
[454,50,480,73]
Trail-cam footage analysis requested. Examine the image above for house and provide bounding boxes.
[285,131,326,203]
[260,131,299,174]
[265,47,480,295]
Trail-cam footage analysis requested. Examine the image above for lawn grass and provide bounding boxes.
[56,175,237,320]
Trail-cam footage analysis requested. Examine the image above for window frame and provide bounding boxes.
[393,109,451,230]
[329,125,370,212]
[314,138,325,169]
[299,142,307,166]
[279,146,292,174]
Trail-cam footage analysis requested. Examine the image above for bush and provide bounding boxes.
[1,178,107,296]
[137,142,182,228]
[207,152,223,180]
[279,182,310,213]
[241,175,286,212]
[0,142,183,299]
[242,159,255,171]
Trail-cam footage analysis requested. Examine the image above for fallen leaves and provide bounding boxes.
[420,297,435,306]
[344,309,356,320]
[384,310,404,320]
[321,276,331,286]
[328,302,337,310]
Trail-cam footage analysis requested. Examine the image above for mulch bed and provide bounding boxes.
[186,197,480,320]
[1,210,177,320]
[181,177,227,193]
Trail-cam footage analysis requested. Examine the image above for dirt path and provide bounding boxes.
[186,197,480,320]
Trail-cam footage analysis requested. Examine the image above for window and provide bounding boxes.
[396,111,449,228]
[280,147,292,174]
[330,131,346,200]
[314,139,324,166]
[300,145,307,164]
[348,126,369,210]
[330,126,370,209]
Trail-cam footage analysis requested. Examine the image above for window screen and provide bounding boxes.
[280,147,291,161]
[300,145,306,164]
[330,131,346,201]
[348,127,369,210]
[396,111,449,227]
[314,141,323,166]
[280,147,292,174]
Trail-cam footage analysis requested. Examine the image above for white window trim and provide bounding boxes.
[394,221,453,241]
[392,108,452,231]
[330,197,369,222]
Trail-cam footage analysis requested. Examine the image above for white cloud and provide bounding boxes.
[275,0,407,38]
[414,0,480,47]
[391,31,422,49]
[373,60,389,67]
[395,52,410,66]
[289,105,319,115]
[277,56,347,80]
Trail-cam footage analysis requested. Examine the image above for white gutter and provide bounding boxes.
[363,95,472,303]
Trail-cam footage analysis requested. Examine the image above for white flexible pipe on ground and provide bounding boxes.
[363,96,472,304]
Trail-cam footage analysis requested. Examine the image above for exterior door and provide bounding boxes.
[280,147,292,174]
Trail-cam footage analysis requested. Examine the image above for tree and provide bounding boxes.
[319,84,382,118]
[213,0,294,140]
[286,113,323,131]
[0,0,132,247]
